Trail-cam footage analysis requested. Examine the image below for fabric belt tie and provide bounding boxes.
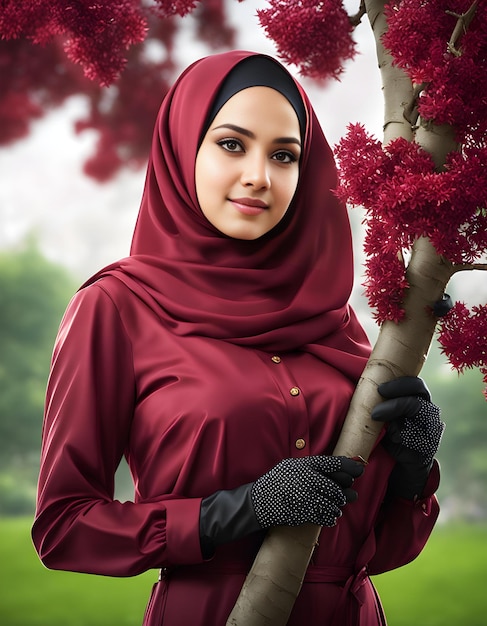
[156,563,374,626]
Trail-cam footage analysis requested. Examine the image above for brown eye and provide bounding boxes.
[217,139,244,153]
[272,151,297,164]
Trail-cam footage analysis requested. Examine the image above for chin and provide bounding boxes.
[225,228,269,241]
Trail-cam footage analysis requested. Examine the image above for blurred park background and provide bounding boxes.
[1,1,486,625]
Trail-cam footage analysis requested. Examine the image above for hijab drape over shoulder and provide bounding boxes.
[84,50,370,382]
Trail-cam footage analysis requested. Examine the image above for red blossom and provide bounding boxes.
[0,1,238,86]
[75,52,173,181]
[0,37,88,144]
[438,302,487,397]
[363,227,409,323]
[0,14,177,181]
[0,91,43,144]
[335,124,487,322]
[257,0,356,80]
[0,0,52,40]
[384,0,487,143]
[0,1,148,86]
[334,124,393,207]
[430,147,487,262]
[73,15,177,181]
[194,0,235,48]
[82,131,123,182]
[62,1,148,85]
[0,1,237,179]
[152,0,199,18]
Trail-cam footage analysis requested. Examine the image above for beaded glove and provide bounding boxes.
[372,376,445,499]
[199,455,364,558]
[251,455,364,528]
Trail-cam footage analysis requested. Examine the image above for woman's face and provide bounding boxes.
[195,86,301,240]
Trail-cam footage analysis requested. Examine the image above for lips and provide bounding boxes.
[230,197,269,216]
[231,197,268,208]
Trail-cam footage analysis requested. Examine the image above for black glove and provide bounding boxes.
[199,455,364,558]
[371,376,445,499]
[199,482,261,559]
[251,455,363,527]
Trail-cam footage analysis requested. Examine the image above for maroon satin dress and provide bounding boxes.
[33,50,440,626]
[32,276,439,625]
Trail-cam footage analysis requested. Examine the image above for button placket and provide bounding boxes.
[284,361,308,455]
[263,352,310,457]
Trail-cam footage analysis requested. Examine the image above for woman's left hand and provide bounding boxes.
[371,376,445,499]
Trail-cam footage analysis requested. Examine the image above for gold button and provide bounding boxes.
[295,438,306,450]
[290,386,300,396]
[271,355,281,363]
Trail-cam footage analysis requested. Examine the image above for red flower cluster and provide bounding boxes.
[335,123,487,321]
[0,37,88,144]
[384,0,487,143]
[0,16,177,180]
[75,46,175,181]
[257,0,356,79]
[152,0,234,47]
[152,0,199,18]
[362,248,409,323]
[0,1,235,180]
[0,0,147,85]
[194,0,235,49]
[438,302,487,398]
[72,13,179,181]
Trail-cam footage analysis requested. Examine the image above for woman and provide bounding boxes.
[32,51,444,625]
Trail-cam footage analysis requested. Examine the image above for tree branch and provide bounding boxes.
[452,263,487,273]
[403,82,426,129]
[446,0,479,57]
[415,121,459,170]
[365,0,414,144]
[350,1,367,27]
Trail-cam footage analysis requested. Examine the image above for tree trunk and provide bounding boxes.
[365,0,414,144]
[227,240,454,626]
[227,2,456,625]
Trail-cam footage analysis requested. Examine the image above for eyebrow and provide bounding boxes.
[212,123,301,147]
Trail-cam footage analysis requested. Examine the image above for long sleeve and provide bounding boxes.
[368,460,440,575]
[32,284,203,577]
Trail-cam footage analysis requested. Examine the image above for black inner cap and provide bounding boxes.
[201,55,307,143]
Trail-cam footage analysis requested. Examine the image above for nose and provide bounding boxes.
[240,151,270,190]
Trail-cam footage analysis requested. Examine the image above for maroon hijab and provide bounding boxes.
[84,50,370,382]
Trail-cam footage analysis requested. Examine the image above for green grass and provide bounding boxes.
[1,517,487,625]
[0,518,154,626]
[372,523,487,626]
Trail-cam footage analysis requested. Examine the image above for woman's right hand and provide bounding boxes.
[251,455,364,529]
[199,455,364,558]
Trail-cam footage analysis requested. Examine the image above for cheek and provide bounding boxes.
[195,150,225,203]
[279,170,299,207]
[195,155,213,208]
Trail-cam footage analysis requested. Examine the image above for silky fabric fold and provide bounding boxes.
[82,50,370,383]
[33,51,442,626]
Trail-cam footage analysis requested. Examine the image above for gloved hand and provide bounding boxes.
[371,376,445,499]
[251,455,363,528]
[199,455,364,558]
